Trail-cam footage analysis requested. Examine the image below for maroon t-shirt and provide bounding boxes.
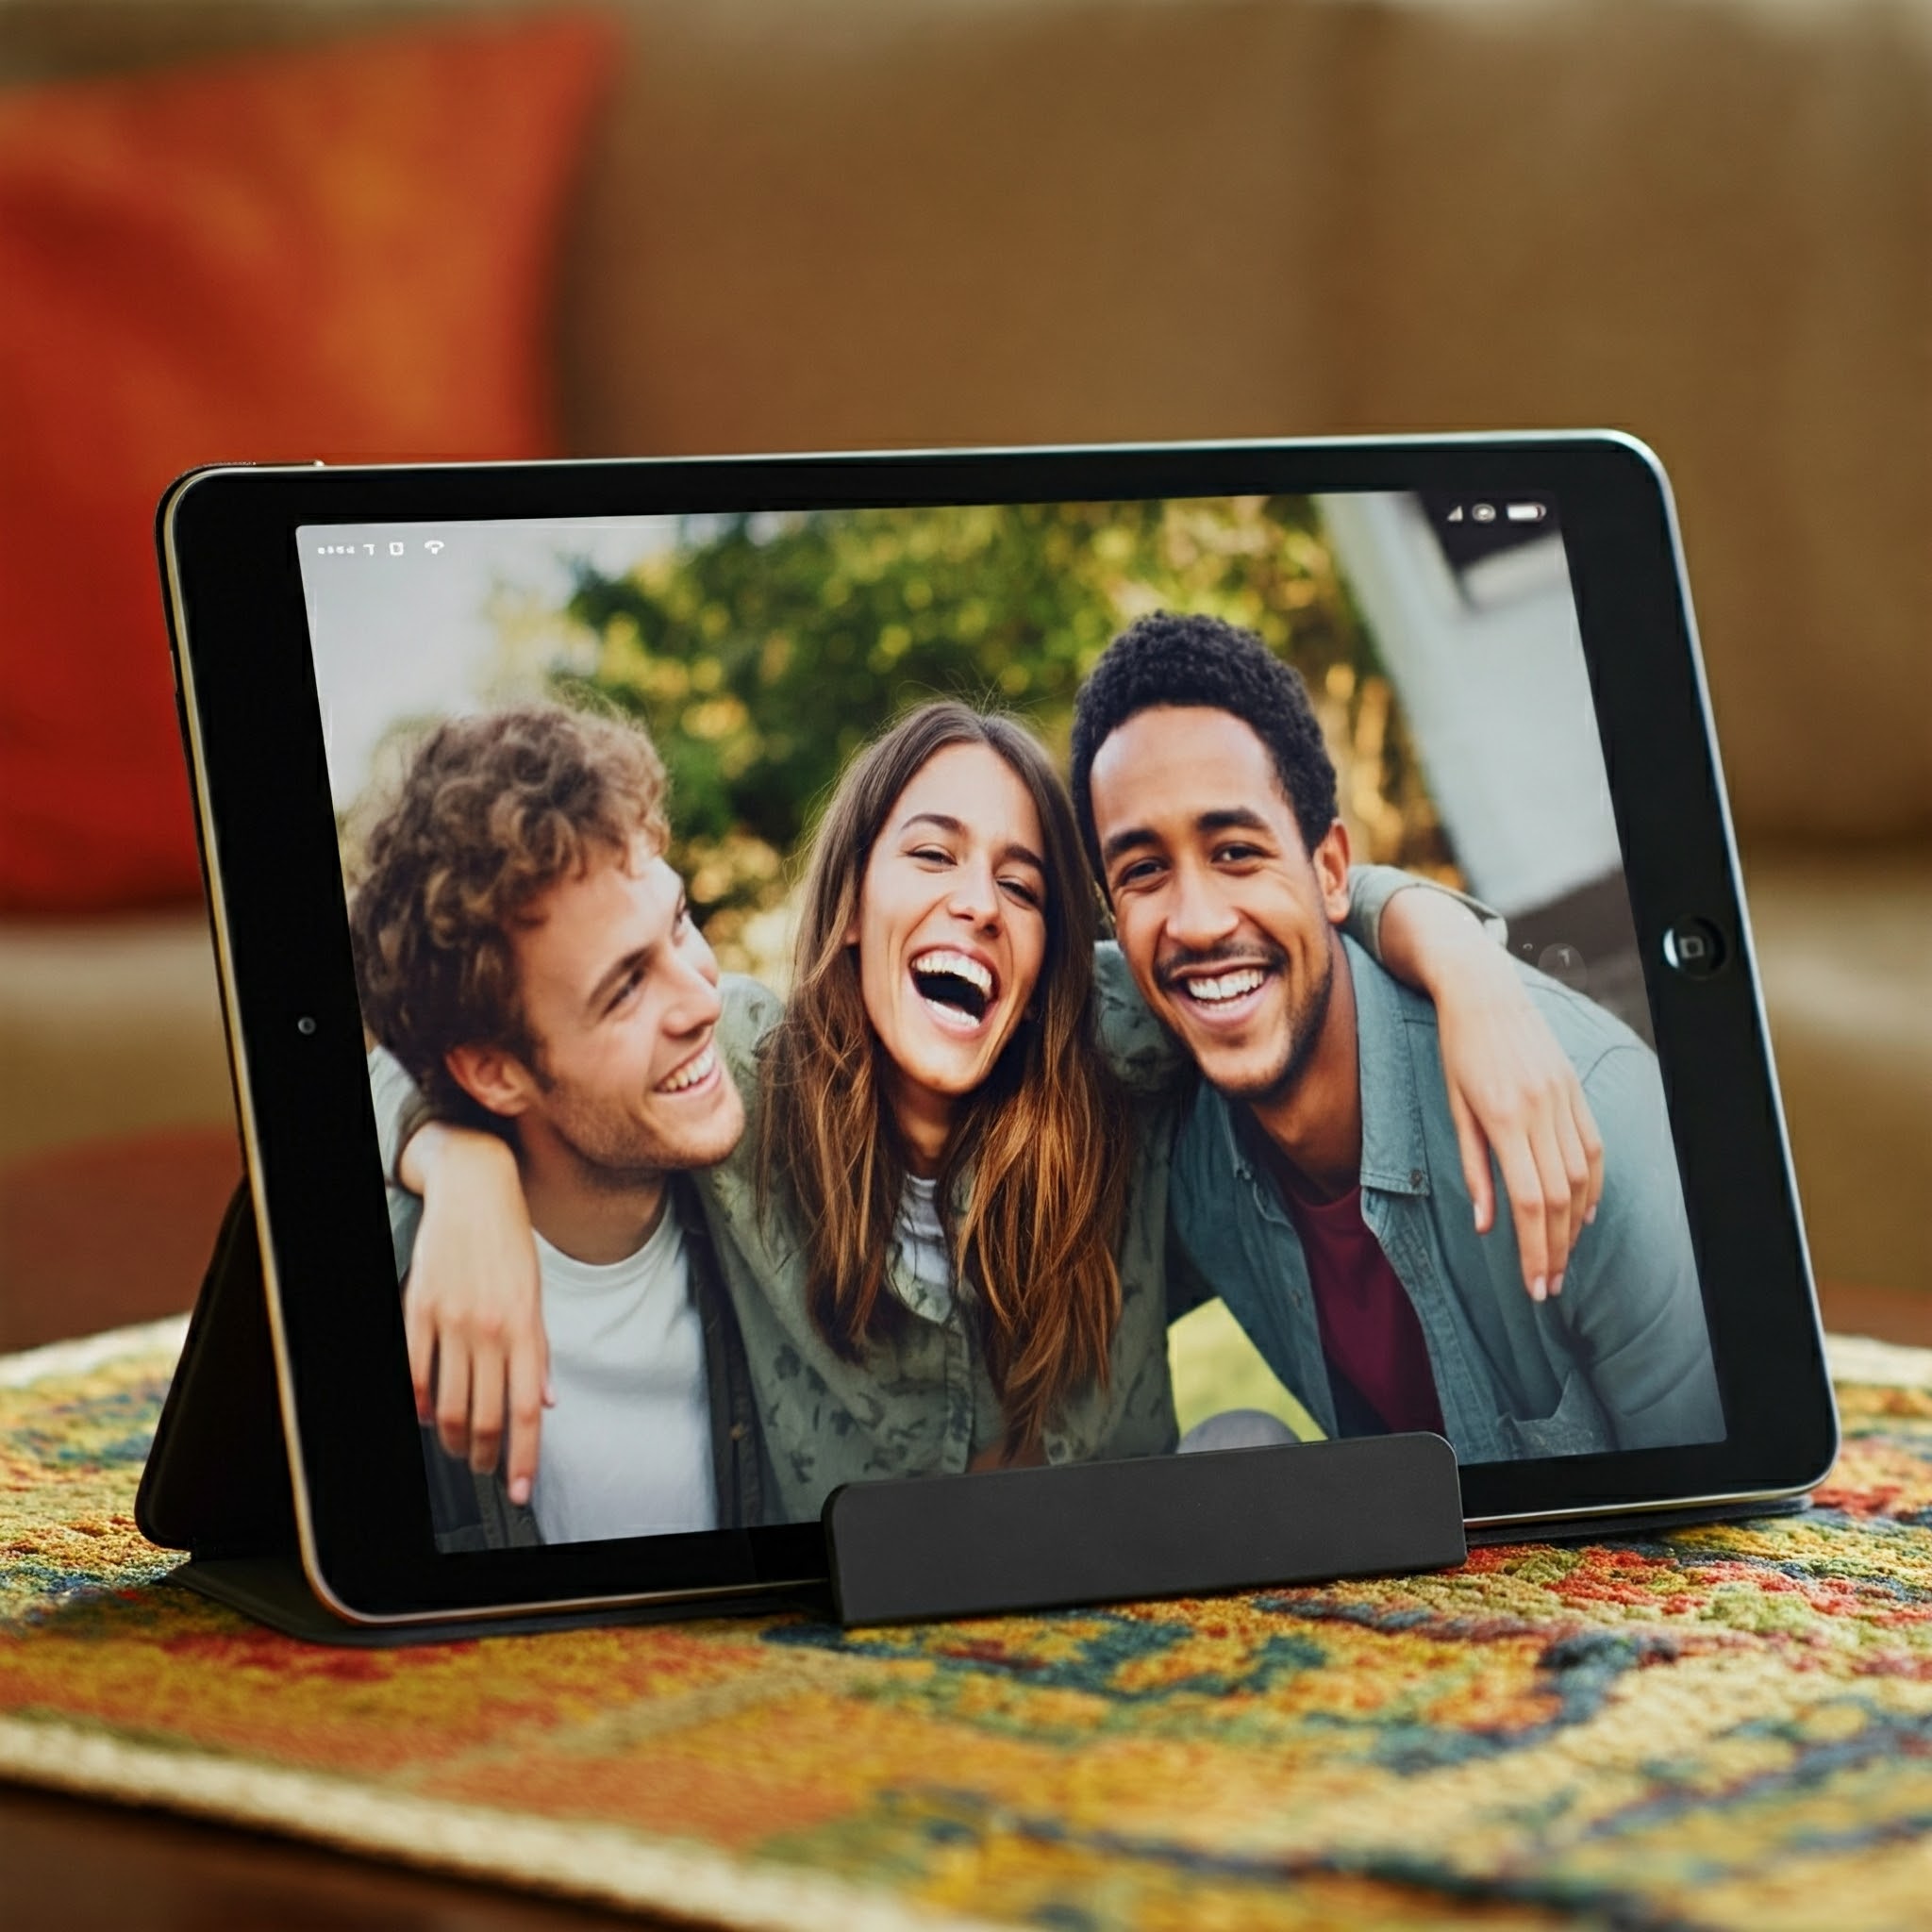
[1279,1179,1445,1437]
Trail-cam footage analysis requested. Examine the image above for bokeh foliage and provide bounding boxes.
[543,497,1453,981]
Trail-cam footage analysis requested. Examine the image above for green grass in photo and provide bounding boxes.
[1168,1299,1324,1441]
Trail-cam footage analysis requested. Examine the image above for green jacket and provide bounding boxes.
[690,974,1180,1524]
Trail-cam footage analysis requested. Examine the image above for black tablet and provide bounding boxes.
[154,437,1837,1627]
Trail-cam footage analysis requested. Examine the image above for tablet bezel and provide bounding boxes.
[158,436,1839,1624]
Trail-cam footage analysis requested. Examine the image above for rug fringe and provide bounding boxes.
[0,1713,997,1932]
[0,1315,190,1390]
[1824,1332,1932,1392]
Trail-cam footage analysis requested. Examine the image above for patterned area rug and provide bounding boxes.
[4,1322,1932,1931]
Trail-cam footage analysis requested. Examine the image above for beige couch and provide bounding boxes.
[3,0,1927,1341]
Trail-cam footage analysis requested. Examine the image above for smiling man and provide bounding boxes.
[349,705,764,1549]
[1070,613,1724,1463]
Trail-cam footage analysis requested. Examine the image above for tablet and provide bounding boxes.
[154,436,1837,1626]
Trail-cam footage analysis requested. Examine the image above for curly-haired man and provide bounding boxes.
[1072,612,1724,1461]
[350,705,763,1549]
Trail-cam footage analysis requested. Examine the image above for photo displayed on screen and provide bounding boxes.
[297,491,1724,1555]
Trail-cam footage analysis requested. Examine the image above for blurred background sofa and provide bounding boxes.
[2,0,1926,1350]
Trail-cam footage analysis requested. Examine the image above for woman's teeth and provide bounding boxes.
[657,1042,717,1093]
[910,949,994,1024]
[913,949,992,998]
[1182,968,1267,1006]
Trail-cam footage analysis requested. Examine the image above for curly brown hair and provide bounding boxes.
[348,705,669,1126]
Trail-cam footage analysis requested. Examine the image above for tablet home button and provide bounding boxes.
[1662,919,1727,978]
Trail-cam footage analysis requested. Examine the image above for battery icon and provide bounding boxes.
[1507,503,1546,524]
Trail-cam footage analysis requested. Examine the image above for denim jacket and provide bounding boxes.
[1163,936,1726,1463]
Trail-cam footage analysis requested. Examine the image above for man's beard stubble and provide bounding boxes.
[553,1124,673,1196]
[536,1072,745,1197]
[1156,933,1337,1111]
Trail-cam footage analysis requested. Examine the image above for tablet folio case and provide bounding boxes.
[135,1185,800,1644]
[133,1186,409,1643]
[136,1183,297,1562]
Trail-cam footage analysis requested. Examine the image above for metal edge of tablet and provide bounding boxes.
[241,427,1692,484]
[1598,432,1841,1491]
[1462,430,1840,1525]
[162,471,334,1616]
[158,435,1839,1624]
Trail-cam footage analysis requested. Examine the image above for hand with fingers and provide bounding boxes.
[398,1123,552,1507]
[1434,971,1605,1301]
[1374,881,1605,1301]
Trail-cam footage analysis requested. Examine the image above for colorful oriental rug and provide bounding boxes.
[5,1322,1932,1931]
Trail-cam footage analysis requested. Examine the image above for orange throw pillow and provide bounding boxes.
[0,14,615,913]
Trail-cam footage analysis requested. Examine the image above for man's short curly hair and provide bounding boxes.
[1069,611,1339,879]
[348,705,669,1124]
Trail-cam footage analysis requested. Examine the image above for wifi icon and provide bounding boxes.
[424,540,445,555]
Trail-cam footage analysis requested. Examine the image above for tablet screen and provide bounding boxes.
[296,490,1724,1555]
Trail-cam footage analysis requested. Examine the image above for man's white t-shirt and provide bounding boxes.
[529,1208,718,1546]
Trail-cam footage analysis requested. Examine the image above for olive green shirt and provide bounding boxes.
[691,974,1177,1524]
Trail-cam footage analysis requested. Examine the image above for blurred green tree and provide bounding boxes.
[544,497,1451,978]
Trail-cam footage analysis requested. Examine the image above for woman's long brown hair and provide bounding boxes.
[756,701,1131,1460]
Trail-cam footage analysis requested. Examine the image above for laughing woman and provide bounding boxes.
[381,699,1602,1527]
[746,703,1146,1491]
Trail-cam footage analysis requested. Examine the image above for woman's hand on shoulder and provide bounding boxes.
[399,1123,550,1504]
[1378,885,1605,1299]
[1431,951,1605,1301]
